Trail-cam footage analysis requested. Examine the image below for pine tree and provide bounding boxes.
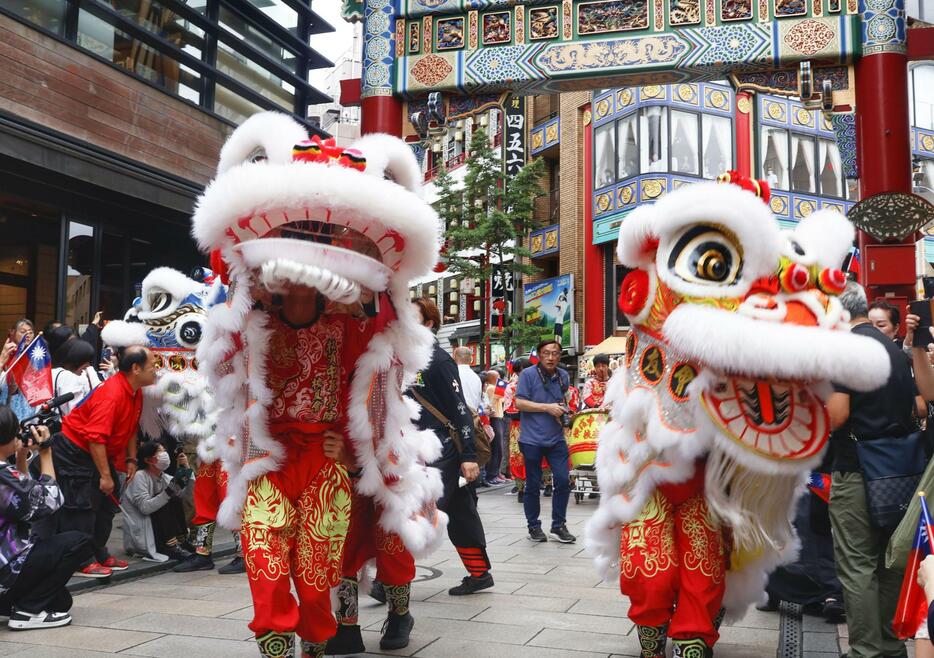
[432,124,547,364]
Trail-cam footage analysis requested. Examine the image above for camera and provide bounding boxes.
[17,393,75,447]
[560,412,572,429]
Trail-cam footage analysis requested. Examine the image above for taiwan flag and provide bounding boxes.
[6,335,53,406]
[893,493,934,639]
[807,472,832,504]
[494,378,508,397]
[529,349,539,365]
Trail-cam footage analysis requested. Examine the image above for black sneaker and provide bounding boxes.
[172,553,214,573]
[324,623,366,655]
[543,484,553,497]
[549,525,576,543]
[477,480,491,488]
[218,556,246,575]
[822,598,845,622]
[528,527,547,542]
[369,580,387,603]
[164,546,192,562]
[379,611,414,650]
[448,572,494,596]
[8,610,71,630]
[510,485,518,494]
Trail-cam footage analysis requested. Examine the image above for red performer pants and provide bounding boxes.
[341,494,415,586]
[619,463,726,647]
[192,460,227,527]
[240,429,351,643]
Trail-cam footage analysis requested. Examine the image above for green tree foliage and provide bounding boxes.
[431,125,547,361]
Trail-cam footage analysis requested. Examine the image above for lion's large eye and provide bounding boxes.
[148,291,171,314]
[668,226,742,286]
[246,147,267,164]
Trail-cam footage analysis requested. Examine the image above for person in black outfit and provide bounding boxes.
[0,406,93,630]
[409,298,493,597]
[827,282,917,658]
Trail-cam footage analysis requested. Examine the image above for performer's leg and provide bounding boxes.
[619,491,679,658]
[668,493,726,654]
[508,422,525,494]
[175,461,222,572]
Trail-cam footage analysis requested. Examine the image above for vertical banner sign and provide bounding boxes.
[491,264,516,330]
[504,95,526,178]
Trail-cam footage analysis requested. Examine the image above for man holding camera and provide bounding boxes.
[52,346,156,578]
[515,339,576,543]
[0,406,93,629]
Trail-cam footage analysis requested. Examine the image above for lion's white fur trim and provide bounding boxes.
[787,209,855,271]
[101,322,149,348]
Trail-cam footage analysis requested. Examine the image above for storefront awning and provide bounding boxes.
[583,334,629,357]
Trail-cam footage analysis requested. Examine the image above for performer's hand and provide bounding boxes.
[461,461,480,482]
[99,474,115,495]
[323,430,351,465]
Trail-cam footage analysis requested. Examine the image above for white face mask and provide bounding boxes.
[154,452,171,471]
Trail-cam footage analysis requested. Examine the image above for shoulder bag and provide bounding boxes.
[855,430,926,529]
[411,389,492,467]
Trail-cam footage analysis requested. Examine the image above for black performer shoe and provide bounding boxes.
[528,527,547,542]
[324,624,365,655]
[172,553,214,573]
[218,556,245,574]
[636,624,668,658]
[549,524,576,543]
[300,639,326,658]
[448,572,494,596]
[379,611,414,650]
[369,580,387,604]
[256,631,294,658]
[671,637,712,658]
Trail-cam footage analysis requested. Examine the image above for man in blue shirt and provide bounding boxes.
[515,339,575,543]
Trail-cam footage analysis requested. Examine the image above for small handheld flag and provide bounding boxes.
[529,349,539,365]
[893,491,934,639]
[5,335,53,406]
[494,378,508,398]
[807,472,832,504]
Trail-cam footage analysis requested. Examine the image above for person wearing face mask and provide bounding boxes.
[121,441,193,562]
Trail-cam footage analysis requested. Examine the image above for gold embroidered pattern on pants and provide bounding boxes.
[294,462,351,591]
[242,477,297,582]
[679,494,725,583]
[620,491,676,579]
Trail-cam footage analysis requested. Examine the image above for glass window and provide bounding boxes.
[670,111,699,176]
[99,231,127,322]
[917,159,934,204]
[213,80,266,124]
[90,0,205,58]
[77,10,201,103]
[912,66,934,130]
[790,134,816,193]
[760,127,789,190]
[65,222,95,329]
[616,114,638,181]
[0,0,68,35]
[702,115,732,180]
[640,107,668,174]
[818,139,844,198]
[218,5,297,72]
[216,39,294,111]
[594,123,616,189]
[245,0,298,33]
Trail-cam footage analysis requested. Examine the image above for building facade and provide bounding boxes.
[0,0,331,332]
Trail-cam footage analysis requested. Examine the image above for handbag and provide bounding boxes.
[855,431,926,529]
[411,389,492,467]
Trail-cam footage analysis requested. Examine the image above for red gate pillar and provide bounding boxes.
[361,97,404,137]
[735,91,754,178]
[360,0,403,137]
[583,104,605,347]
[854,0,914,300]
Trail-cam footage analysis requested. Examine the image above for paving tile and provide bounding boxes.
[0,626,161,652]
[802,630,841,653]
[567,598,632,618]
[472,605,634,636]
[101,582,220,600]
[82,594,245,618]
[362,616,539,646]
[528,628,638,654]
[5,647,119,658]
[716,624,779,648]
[511,581,629,601]
[121,635,258,658]
[110,612,254,640]
[424,590,576,613]
[359,629,437,656]
[0,643,31,656]
[413,637,610,657]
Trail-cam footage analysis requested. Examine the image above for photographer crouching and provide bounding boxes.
[0,406,93,630]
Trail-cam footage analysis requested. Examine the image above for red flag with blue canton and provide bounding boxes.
[494,378,508,397]
[893,493,934,639]
[7,335,53,406]
[807,472,831,504]
[529,349,539,365]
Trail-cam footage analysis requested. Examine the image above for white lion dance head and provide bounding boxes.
[101,267,227,461]
[190,112,445,554]
[585,172,891,615]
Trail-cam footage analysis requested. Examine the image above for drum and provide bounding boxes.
[567,409,607,468]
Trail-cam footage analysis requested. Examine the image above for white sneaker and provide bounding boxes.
[8,610,72,630]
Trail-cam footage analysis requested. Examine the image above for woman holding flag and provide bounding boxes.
[0,320,50,421]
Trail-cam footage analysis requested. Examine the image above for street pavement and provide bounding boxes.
[0,483,847,657]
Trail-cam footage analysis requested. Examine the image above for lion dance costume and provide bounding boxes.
[101,268,233,565]
[585,173,891,658]
[191,112,446,658]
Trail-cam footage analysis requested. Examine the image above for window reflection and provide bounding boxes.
[616,114,638,181]
[670,111,698,176]
[0,0,68,34]
[594,123,616,189]
[761,127,789,190]
[216,39,294,110]
[640,107,667,173]
[911,65,934,130]
[65,222,94,329]
[818,139,843,198]
[790,134,816,193]
[702,115,732,179]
